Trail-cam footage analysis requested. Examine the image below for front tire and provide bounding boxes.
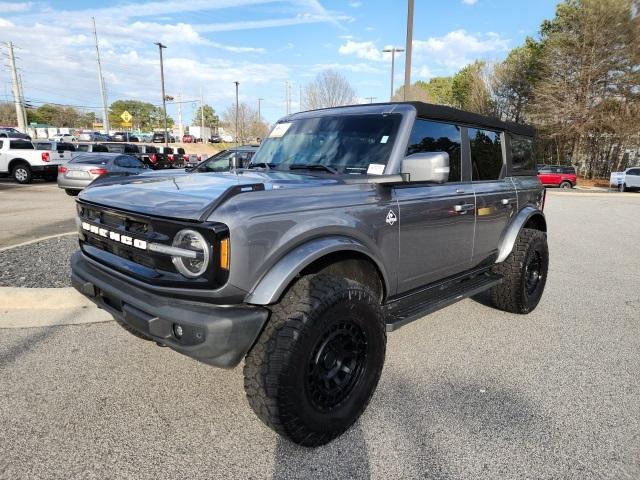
[12,162,32,184]
[65,189,79,196]
[619,183,626,192]
[243,273,386,447]
[490,228,549,314]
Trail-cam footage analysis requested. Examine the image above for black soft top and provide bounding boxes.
[406,102,535,137]
[290,101,535,138]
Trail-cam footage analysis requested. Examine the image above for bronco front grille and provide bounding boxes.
[76,201,228,289]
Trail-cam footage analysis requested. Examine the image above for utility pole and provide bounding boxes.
[7,42,26,132]
[200,87,205,142]
[154,42,168,147]
[365,97,376,104]
[17,72,27,129]
[299,84,302,112]
[177,93,183,140]
[234,81,239,146]
[257,98,263,122]
[404,0,414,101]
[383,47,404,101]
[92,17,109,133]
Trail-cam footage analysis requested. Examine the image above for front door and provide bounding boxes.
[395,119,475,293]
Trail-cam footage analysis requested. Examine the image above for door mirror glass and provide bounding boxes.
[401,151,450,183]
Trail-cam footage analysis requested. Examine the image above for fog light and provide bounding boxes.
[173,324,183,339]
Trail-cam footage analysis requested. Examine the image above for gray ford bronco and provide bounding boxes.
[71,102,548,446]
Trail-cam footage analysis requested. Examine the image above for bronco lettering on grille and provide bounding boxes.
[81,222,147,250]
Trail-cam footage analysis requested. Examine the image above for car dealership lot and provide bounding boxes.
[0,190,639,479]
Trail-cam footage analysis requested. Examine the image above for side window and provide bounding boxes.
[77,144,88,152]
[0,139,3,149]
[510,135,535,173]
[407,119,461,182]
[469,128,503,181]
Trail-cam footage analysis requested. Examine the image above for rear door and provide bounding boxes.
[469,128,517,267]
[395,119,475,291]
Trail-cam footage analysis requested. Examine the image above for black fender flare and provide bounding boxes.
[245,235,389,305]
[496,206,546,263]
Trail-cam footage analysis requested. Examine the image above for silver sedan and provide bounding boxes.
[57,153,147,196]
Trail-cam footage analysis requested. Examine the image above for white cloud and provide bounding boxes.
[348,1,363,7]
[0,2,32,12]
[413,29,509,70]
[338,40,382,61]
[415,65,434,79]
[311,63,382,74]
[462,0,478,4]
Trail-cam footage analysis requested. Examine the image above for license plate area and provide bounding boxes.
[67,170,89,178]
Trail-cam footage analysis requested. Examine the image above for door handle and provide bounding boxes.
[454,203,475,213]
[501,198,517,206]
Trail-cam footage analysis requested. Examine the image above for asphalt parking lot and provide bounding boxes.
[0,187,639,479]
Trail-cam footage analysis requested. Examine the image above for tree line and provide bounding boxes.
[407,0,639,178]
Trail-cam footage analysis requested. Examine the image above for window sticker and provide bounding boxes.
[269,122,292,138]
[380,135,389,144]
[367,163,385,175]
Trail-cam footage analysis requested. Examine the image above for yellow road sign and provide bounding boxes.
[121,121,132,128]
[120,111,132,123]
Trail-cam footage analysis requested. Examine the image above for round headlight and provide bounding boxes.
[171,229,210,278]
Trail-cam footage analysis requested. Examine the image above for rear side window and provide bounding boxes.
[11,140,34,150]
[57,143,75,152]
[76,144,89,152]
[92,144,109,152]
[407,119,462,182]
[561,166,576,174]
[115,155,143,168]
[469,128,503,181]
[35,143,52,151]
[510,135,535,174]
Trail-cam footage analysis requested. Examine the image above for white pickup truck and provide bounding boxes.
[0,138,69,184]
[610,167,640,192]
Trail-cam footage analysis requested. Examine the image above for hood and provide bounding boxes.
[78,170,341,220]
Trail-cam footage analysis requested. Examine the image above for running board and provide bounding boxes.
[384,272,503,332]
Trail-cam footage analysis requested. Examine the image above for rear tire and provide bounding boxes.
[65,189,79,196]
[619,183,626,192]
[490,228,549,314]
[243,273,386,447]
[559,181,572,189]
[12,162,32,184]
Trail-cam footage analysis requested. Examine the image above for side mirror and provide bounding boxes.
[229,155,245,170]
[401,151,450,183]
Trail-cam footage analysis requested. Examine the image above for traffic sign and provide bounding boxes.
[121,121,132,128]
[120,111,132,123]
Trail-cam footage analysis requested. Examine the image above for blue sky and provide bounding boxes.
[0,0,558,126]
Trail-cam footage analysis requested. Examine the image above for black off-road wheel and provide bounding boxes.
[243,273,386,447]
[490,228,549,314]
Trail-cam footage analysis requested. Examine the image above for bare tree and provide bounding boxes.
[222,102,269,143]
[302,70,356,110]
[391,84,430,102]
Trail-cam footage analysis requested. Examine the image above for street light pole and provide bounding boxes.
[234,81,239,146]
[154,42,168,147]
[404,0,414,101]
[257,98,263,123]
[383,47,404,101]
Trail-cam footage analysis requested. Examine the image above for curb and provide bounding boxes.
[0,286,93,310]
[0,231,77,252]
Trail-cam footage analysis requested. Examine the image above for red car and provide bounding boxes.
[182,134,195,143]
[537,165,577,189]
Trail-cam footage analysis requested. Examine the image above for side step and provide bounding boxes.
[384,272,503,332]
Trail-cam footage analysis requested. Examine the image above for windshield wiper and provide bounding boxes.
[288,163,338,174]
[247,162,276,170]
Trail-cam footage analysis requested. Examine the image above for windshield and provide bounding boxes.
[250,113,402,174]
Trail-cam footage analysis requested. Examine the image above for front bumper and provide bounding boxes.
[71,250,269,368]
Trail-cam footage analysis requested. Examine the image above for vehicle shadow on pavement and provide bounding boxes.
[0,327,58,368]
[270,373,545,479]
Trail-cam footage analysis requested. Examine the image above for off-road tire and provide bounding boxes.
[111,314,154,341]
[244,273,386,447]
[12,162,32,184]
[490,228,548,314]
[559,181,572,189]
[65,189,79,196]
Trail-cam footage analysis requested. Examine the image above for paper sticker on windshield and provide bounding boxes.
[269,122,292,138]
[380,135,389,144]
[367,163,385,175]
